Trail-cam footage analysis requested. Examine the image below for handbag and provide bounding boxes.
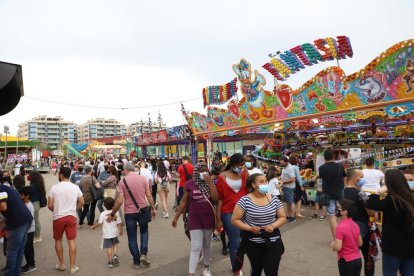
[104,188,117,199]
[123,178,151,223]
[90,178,104,201]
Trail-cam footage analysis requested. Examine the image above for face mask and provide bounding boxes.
[335,209,342,218]
[245,162,252,169]
[357,178,366,187]
[199,172,206,180]
[78,167,84,172]
[2,177,11,184]
[233,167,242,174]
[408,181,414,190]
[258,184,269,194]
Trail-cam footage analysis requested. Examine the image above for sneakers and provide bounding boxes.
[288,217,296,223]
[203,267,212,276]
[69,266,79,274]
[163,212,169,219]
[55,264,66,271]
[113,254,119,265]
[140,254,151,266]
[22,265,37,273]
[130,262,141,269]
[221,247,228,256]
[33,237,42,243]
[154,203,159,210]
[319,215,326,221]
[107,262,114,268]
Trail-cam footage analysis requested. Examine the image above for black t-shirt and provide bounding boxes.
[344,187,369,225]
[318,162,345,200]
[0,184,33,230]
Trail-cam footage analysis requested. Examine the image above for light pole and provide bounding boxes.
[16,129,20,156]
[4,125,9,164]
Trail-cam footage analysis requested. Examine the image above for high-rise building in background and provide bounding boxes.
[18,116,75,149]
[77,118,127,143]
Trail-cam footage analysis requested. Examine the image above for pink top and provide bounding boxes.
[335,218,361,262]
[118,173,149,214]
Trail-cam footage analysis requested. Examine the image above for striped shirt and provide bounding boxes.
[237,194,283,243]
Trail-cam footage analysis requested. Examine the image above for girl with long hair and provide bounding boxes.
[216,153,249,276]
[29,170,46,242]
[367,169,414,275]
[266,166,281,200]
[155,161,172,218]
[101,166,118,199]
[172,161,218,276]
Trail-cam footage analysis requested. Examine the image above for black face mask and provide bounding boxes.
[335,209,342,218]
[2,176,11,184]
[78,167,83,172]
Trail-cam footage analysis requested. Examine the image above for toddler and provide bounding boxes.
[19,186,37,273]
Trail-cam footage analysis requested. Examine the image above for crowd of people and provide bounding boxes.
[0,149,414,275]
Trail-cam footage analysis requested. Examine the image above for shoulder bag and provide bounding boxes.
[90,177,104,201]
[123,178,151,223]
[182,164,192,181]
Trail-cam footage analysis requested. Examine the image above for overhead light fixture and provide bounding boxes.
[312,118,319,124]
[275,123,280,127]
[320,125,325,128]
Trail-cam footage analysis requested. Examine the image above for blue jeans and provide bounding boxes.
[222,213,240,272]
[125,212,149,264]
[5,222,30,276]
[383,253,414,276]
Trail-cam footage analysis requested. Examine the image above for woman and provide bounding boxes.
[366,169,414,275]
[79,165,100,226]
[155,161,172,218]
[101,166,118,199]
[232,173,287,276]
[149,159,158,209]
[1,171,12,187]
[172,162,218,276]
[289,155,305,218]
[216,153,249,276]
[266,166,281,200]
[28,171,46,243]
[245,155,262,175]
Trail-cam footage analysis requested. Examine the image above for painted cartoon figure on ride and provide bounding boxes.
[233,59,273,121]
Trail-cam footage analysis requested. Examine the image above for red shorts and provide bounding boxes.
[53,216,77,240]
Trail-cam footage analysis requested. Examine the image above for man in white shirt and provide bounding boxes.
[279,156,297,223]
[139,161,153,188]
[362,157,384,193]
[97,157,106,176]
[163,158,170,171]
[48,167,84,274]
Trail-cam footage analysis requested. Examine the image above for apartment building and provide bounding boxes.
[77,118,127,143]
[18,116,75,149]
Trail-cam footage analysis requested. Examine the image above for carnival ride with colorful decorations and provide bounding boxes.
[182,37,414,170]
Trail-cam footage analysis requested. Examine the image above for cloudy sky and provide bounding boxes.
[0,0,413,135]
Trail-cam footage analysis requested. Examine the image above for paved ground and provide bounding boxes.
[1,173,383,275]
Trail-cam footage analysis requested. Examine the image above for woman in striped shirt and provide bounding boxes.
[232,173,287,276]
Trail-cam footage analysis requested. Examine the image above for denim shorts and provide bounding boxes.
[282,187,295,204]
[326,199,338,216]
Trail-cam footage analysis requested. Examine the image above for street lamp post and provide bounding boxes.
[4,126,9,164]
[16,130,20,156]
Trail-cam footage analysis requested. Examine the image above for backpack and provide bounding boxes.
[160,176,169,189]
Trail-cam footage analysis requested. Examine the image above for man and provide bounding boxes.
[0,182,33,275]
[139,161,154,206]
[318,149,346,237]
[344,169,376,276]
[279,156,297,223]
[175,156,194,206]
[96,163,110,213]
[109,162,156,269]
[361,157,384,194]
[48,167,84,274]
[69,163,86,186]
[97,157,105,176]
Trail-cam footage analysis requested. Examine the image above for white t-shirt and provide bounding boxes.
[49,181,83,221]
[98,210,122,239]
[139,168,153,186]
[281,164,296,189]
[247,167,262,175]
[163,160,170,169]
[268,178,280,196]
[25,201,35,233]
[14,164,22,177]
[362,169,384,193]
[226,178,242,193]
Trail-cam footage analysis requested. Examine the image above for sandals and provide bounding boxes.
[55,264,66,271]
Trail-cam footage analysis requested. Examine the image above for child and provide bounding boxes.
[19,186,37,273]
[91,197,123,268]
[310,176,327,221]
[330,199,363,276]
[266,166,281,200]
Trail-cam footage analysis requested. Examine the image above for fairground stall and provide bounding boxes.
[184,37,414,197]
